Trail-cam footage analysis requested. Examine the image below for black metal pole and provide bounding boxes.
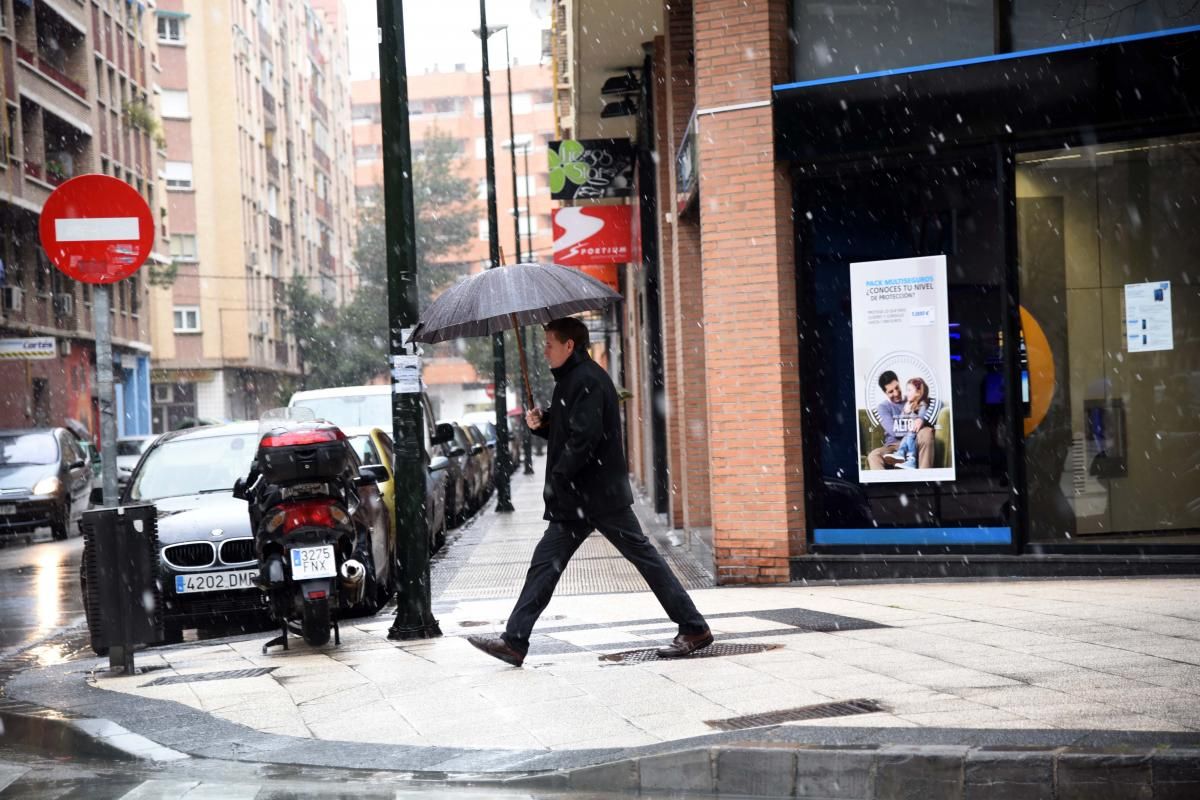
[504,29,522,270]
[521,144,534,260]
[379,0,441,640]
[479,1,514,512]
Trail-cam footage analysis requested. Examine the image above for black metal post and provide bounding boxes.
[379,0,441,640]
[521,143,534,260]
[479,1,514,512]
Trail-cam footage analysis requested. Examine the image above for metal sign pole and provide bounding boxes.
[94,284,119,507]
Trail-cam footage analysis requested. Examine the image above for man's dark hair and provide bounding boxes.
[877,370,899,390]
[545,317,589,352]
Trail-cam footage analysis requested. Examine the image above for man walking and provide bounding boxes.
[468,317,712,667]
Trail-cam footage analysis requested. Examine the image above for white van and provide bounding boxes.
[288,384,392,431]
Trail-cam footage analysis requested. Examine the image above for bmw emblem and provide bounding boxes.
[211,528,223,537]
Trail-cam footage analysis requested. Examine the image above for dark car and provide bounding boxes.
[94,421,393,643]
[455,423,491,510]
[0,428,93,540]
[466,424,495,492]
[434,420,469,527]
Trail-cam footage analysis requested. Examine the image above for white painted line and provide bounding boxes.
[55,217,140,242]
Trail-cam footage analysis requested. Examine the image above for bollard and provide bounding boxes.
[81,504,163,674]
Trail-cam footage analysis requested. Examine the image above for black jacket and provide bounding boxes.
[533,349,633,521]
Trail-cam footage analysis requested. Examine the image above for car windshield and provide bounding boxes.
[130,433,258,501]
[0,433,59,466]
[292,394,390,430]
[117,439,152,457]
[348,435,382,466]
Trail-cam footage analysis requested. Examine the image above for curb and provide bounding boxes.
[0,701,186,763]
[497,743,1200,798]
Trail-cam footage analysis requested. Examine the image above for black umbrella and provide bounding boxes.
[408,262,622,407]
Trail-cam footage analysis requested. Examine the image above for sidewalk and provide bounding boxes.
[5,464,1200,796]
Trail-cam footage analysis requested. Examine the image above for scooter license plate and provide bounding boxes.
[291,545,336,579]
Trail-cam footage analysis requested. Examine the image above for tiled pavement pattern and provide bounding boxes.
[80,574,1200,752]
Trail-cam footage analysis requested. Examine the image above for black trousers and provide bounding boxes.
[502,506,708,653]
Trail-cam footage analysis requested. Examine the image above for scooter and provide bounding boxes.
[234,410,368,653]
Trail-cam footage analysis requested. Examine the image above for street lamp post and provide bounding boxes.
[378,0,441,641]
[475,2,514,512]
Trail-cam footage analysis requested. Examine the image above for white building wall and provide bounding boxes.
[195,371,228,421]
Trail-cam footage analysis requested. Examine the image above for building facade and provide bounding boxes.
[0,0,165,438]
[148,0,355,431]
[554,0,1200,582]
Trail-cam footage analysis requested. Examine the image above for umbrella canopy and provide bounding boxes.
[408,262,621,345]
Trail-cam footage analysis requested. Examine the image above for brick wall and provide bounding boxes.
[693,0,804,582]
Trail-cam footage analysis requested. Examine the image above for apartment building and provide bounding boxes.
[0,0,166,437]
[351,62,556,270]
[149,0,355,430]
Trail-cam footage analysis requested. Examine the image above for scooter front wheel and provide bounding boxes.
[301,596,331,647]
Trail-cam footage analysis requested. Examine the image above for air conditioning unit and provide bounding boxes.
[53,293,75,317]
[1,286,23,313]
[59,339,71,356]
[258,320,270,336]
[247,249,259,266]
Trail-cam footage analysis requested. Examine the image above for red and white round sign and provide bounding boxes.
[38,174,154,285]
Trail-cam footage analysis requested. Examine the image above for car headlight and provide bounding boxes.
[32,477,63,496]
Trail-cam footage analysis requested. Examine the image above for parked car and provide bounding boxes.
[290,385,458,541]
[349,426,452,553]
[434,421,469,526]
[448,422,488,512]
[0,428,93,540]
[116,435,157,490]
[465,423,495,492]
[88,421,394,644]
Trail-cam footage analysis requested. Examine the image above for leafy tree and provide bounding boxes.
[295,128,477,387]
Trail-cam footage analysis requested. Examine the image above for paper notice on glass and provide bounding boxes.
[1124,281,1173,353]
[391,355,422,394]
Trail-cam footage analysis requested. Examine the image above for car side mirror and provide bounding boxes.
[232,477,248,500]
[69,459,87,470]
[429,455,450,473]
[432,422,454,445]
[470,444,483,456]
[357,464,390,485]
[449,446,466,458]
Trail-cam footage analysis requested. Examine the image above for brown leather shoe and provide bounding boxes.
[656,630,714,659]
[467,634,525,667]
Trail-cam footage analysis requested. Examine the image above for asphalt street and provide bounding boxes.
[0,534,86,660]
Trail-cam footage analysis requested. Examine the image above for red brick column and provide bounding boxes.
[662,0,711,533]
[694,0,803,583]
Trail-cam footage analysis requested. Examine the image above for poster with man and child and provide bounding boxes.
[851,255,956,484]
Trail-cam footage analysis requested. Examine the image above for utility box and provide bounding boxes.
[81,504,163,673]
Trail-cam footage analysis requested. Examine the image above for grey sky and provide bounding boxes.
[345,0,551,79]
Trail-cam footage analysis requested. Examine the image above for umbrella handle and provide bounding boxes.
[511,312,535,411]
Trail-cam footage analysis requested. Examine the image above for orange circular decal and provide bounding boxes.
[1021,306,1054,437]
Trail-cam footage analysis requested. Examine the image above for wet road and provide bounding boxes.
[0,532,86,659]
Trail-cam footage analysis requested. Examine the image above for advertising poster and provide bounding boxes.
[851,255,955,484]
[1124,281,1173,353]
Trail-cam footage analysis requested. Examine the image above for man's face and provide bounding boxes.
[882,380,902,404]
[544,330,574,369]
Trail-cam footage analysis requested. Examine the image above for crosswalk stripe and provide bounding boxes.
[0,765,31,793]
[116,779,200,799]
[180,783,262,799]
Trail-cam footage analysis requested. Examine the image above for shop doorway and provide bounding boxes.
[795,152,1023,551]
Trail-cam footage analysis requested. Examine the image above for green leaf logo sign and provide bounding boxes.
[548,139,590,194]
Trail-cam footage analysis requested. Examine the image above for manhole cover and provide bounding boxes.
[599,642,780,663]
[141,667,277,687]
[705,699,886,731]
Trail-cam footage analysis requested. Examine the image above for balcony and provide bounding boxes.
[309,87,327,120]
[266,152,280,182]
[268,216,283,241]
[274,341,289,366]
[312,146,330,173]
[262,86,276,122]
[315,196,331,221]
[318,248,334,273]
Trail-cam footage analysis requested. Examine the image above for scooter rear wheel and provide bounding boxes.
[301,596,331,647]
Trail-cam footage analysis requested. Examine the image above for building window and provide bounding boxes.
[173,306,200,332]
[169,234,197,261]
[161,89,190,118]
[157,16,185,44]
[512,93,533,115]
[164,161,193,189]
[478,219,490,241]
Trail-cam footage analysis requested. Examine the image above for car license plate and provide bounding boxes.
[174,569,257,594]
[291,545,336,579]
[0,505,16,515]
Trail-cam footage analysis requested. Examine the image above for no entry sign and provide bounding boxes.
[38,174,154,284]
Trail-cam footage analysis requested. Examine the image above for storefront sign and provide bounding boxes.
[578,264,619,292]
[851,255,956,484]
[0,337,57,360]
[1124,281,1173,352]
[548,138,634,200]
[552,206,632,266]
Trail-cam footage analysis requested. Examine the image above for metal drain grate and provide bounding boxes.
[141,667,277,687]
[600,642,780,663]
[705,699,886,731]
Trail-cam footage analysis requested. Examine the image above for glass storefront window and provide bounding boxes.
[791,0,995,82]
[1018,134,1200,544]
[1011,1,1200,49]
